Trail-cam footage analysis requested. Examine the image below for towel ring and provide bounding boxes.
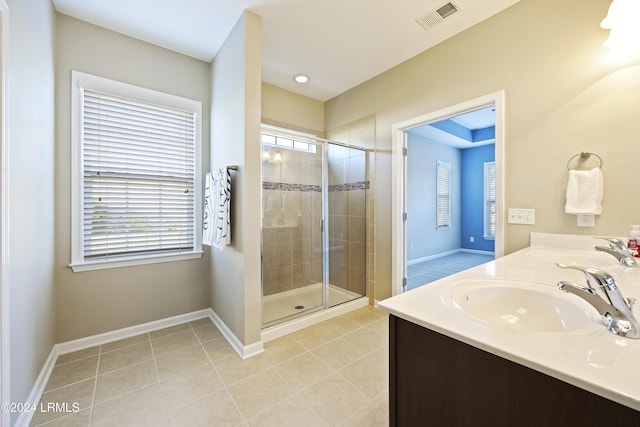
[566,152,603,171]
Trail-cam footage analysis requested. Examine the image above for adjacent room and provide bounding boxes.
[405,106,496,290]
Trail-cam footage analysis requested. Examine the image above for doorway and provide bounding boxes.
[391,91,505,295]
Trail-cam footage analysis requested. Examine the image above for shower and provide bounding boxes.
[260,126,368,327]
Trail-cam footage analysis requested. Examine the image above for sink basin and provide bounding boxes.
[443,280,597,333]
[526,250,618,268]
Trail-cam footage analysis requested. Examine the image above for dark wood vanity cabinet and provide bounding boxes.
[389,315,640,426]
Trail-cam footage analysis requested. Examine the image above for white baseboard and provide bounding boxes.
[407,249,459,266]
[14,348,57,427]
[460,248,495,256]
[407,248,494,265]
[207,309,264,359]
[56,309,212,356]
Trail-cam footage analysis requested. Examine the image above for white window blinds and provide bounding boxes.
[81,89,196,260]
[484,161,496,239]
[436,161,451,229]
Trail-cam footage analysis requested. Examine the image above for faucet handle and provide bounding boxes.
[594,238,638,267]
[556,263,616,290]
[594,236,627,251]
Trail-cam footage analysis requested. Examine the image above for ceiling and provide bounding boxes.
[408,106,496,149]
[52,0,520,102]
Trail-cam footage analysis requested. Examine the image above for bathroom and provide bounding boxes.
[5,0,640,425]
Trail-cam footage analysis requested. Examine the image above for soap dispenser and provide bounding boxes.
[628,225,640,258]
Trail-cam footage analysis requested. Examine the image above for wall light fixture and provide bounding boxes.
[601,0,640,62]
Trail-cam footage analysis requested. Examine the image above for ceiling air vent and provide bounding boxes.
[415,1,461,31]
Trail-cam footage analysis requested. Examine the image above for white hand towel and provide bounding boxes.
[565,167,603,215]
[202,172,215,246]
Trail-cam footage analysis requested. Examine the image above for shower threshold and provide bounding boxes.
[262,283,361,327]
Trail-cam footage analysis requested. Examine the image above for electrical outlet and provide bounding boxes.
[577,214,595,227]
[469,236,474,243]
[507,208,535,225]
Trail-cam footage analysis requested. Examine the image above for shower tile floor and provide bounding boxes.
[29,306,389,427]
[262,283,362,326]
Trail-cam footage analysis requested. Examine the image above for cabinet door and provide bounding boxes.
[390,316,509,426]
[389,315,640,426]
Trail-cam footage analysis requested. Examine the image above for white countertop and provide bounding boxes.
[378,232,640,411]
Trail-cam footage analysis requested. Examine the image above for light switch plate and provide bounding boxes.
[507,208,535,225]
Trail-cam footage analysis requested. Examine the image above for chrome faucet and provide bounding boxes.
[556,263,639,338]
[594,237,637,267]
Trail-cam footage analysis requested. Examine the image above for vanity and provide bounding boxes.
[378,233,640,426]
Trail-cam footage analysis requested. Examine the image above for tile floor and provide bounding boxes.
[407,252,494,290]
[30,306,389,427]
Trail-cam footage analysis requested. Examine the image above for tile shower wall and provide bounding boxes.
[327,116,376,304]
[262,148,323,296]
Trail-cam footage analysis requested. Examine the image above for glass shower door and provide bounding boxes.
[327,143,367,307]
[261,134,325,326]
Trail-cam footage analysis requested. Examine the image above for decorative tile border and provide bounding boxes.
[329,181,370,192]
[263,181,370,192]
[263,182,321,192]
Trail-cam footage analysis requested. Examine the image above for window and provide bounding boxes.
[70,71,202,271]
[484,161,496,239]
[436,161,451,229]
[260,130,317,153]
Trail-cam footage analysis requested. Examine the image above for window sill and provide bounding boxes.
[69,250,204,272]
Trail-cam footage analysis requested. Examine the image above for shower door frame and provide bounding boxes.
[260,125,368,328]
[320,141,330,320]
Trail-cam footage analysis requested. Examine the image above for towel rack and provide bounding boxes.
[566,152,603,171]
[227,165,238,171]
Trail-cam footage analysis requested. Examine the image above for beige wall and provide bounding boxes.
[6,0,57,417]
[209,11,263,347]
[325,0,640,300]
[261,83,325,136]
[54,14,212,341]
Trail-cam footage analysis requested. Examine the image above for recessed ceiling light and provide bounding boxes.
[294,74,309,84]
